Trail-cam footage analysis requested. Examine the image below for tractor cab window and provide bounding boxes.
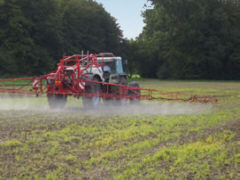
[116,59,123,74]
[103,58,123,74]
[103,61,115,74]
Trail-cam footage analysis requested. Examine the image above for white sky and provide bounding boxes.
[95,0,147,39]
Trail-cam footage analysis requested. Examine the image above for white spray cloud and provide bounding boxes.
[0,95,212,116]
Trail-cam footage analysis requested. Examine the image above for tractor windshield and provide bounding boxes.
[103,58,123,74]
[116,59,123,74]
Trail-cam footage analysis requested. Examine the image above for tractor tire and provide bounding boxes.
[128,82,140,104]
[47,94,67,109]
[102,76,128,106]
[112,76,128,106]
[82,77,101,109]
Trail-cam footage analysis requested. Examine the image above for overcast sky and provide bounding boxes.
[95,0,147,39]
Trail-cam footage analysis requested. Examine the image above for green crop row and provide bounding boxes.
[0,80,240,179]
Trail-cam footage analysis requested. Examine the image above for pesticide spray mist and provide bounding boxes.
[0,95,212,115]
[97,102,213,116]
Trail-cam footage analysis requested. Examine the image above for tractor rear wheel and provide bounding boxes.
[128,82,140,104]
[111,76,128,105]
[47,94,67,109]
[82,77,101,109]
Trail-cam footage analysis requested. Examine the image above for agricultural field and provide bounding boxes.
[0,80,240,179]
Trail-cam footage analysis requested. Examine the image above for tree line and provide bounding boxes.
[0,0,240,80]
[0,0,123,76]
[128,0,240,79]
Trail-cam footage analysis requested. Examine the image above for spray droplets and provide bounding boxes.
[0,96,212,116]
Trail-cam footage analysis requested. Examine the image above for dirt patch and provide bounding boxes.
[142,119,240,158]
[221,119,240,135]
[205,119,240,140]
[178,119,240,145]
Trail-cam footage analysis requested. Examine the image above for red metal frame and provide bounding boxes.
[0,77,39,95]
[0,54,218,103]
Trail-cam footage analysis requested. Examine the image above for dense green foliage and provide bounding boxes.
[129,0,240,79]
[1,0,240,80]
[0,0,123,76]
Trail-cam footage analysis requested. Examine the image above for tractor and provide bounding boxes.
[45,53,140,109]
[0,53,217,107]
